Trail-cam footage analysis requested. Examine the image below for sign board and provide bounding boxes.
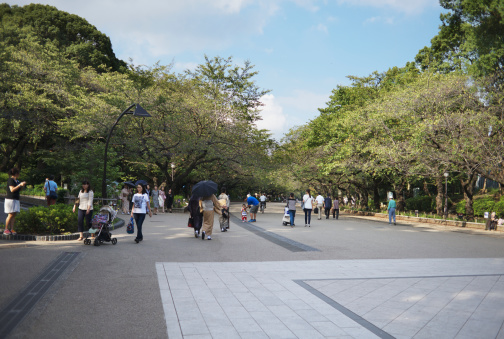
[484,212,489,219]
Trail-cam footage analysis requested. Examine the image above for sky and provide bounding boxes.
[7,0,444,140]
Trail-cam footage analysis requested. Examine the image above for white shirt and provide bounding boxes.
[132,193,150,214]
[78,191,94,210]
[302,194,314,209]
[260,195,266,202]
[316,195,324,205]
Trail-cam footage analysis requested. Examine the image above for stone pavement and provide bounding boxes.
[156,258,504,339]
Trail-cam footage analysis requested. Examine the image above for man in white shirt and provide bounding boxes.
[259,193,267,212]
[315,193,324,220]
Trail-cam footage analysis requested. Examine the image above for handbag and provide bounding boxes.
[49,190,58,200]
[188,217,194,228]
[127,217,135,234]
[313,207,319,214]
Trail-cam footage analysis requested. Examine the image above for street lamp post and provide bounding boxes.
[444,172,449,219]
[102,104,151,200]
[171,163,175,182]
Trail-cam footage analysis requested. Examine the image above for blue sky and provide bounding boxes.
[8,0,444,140]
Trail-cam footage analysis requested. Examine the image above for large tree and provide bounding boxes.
[0,3,126,72]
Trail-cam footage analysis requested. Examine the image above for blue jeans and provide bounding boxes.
[388,208,396,224]
[133,213,146,240]
[289,210,296,225]
[304,209,312,225]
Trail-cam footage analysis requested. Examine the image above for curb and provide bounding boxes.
[0,219,125,241]
[342,210,502,232]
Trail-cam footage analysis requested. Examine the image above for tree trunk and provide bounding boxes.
[394,183,405,212]
[423,180,432,197]
[435,176,443,216]
[461,172,478,221]
[360,190,369,210]
[373,185,380,211]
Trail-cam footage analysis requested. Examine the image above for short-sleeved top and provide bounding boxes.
[44,180,57,196]
[333,199,339,209]
[247,196,259,206]
[6,178,20,200]
[260,195,267,202]
[302,194,313,209]
[316,195,324,204]
[132,193,150,214]
[287,198,296,211]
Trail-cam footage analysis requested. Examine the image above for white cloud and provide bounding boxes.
[364,16,394,25]
[336,0,439,14]
[316,23,328,33]
[256,94,288,136]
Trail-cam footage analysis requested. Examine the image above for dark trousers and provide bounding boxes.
[77,209,93,232]
[304,209,312,225]
[133,213,146,240]
[325,208,330,219]
[193,213,203,232]
[333,208,339,219]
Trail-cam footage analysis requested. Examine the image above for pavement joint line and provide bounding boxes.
[230,213,320,252]
[0,251,80,338]
[293,279,396,339]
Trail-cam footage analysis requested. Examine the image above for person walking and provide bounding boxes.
[166,189,174,213]
[324,195,332,219]
[158,187,166,213]
[333,197,340,219]
[287,193,297,227]
[201,194,222,240]
[303,189,314,227]
[315,193,324,220]
[131,184,152,243]
[3,168,26,235]
[120,185,130,214]
[73,180,94,241]
[246,194,259,222]
[152,185,159,215]
[188,194,203,238]
[44,175,58,206]
[388,196,396,225]
[218,187,230,232]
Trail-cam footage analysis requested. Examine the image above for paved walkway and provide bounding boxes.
[1,202,503,338]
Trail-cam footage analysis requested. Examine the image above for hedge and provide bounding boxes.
[456,196,504,217]
[15,204,78,235]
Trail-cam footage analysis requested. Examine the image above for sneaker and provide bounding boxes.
[11,231,17,235]
[207,236,212,240]
[248,220,253,223]
[3,229,11,235]
[195,230,199,238]
[309,224,311,227]
[201,231,205,240]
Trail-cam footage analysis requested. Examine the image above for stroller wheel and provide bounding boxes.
[111,238,117,245]
[84,239,91,245]
[94,239,100,246]
[283,222,287,226]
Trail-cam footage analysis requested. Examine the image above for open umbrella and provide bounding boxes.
[135,180,148,186]
[192,180,218,197]
[123,181,135,187]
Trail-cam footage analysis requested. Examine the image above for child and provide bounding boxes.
[241,204,248,222]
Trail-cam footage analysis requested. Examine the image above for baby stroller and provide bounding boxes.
[84,206,118,246]
[282,207,291,226]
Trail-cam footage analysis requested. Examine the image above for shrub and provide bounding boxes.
[405,196,434,212]
[456,196,504,217]
[15,204,78,235]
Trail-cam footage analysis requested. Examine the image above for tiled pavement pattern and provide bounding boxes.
[156,258,504,338]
